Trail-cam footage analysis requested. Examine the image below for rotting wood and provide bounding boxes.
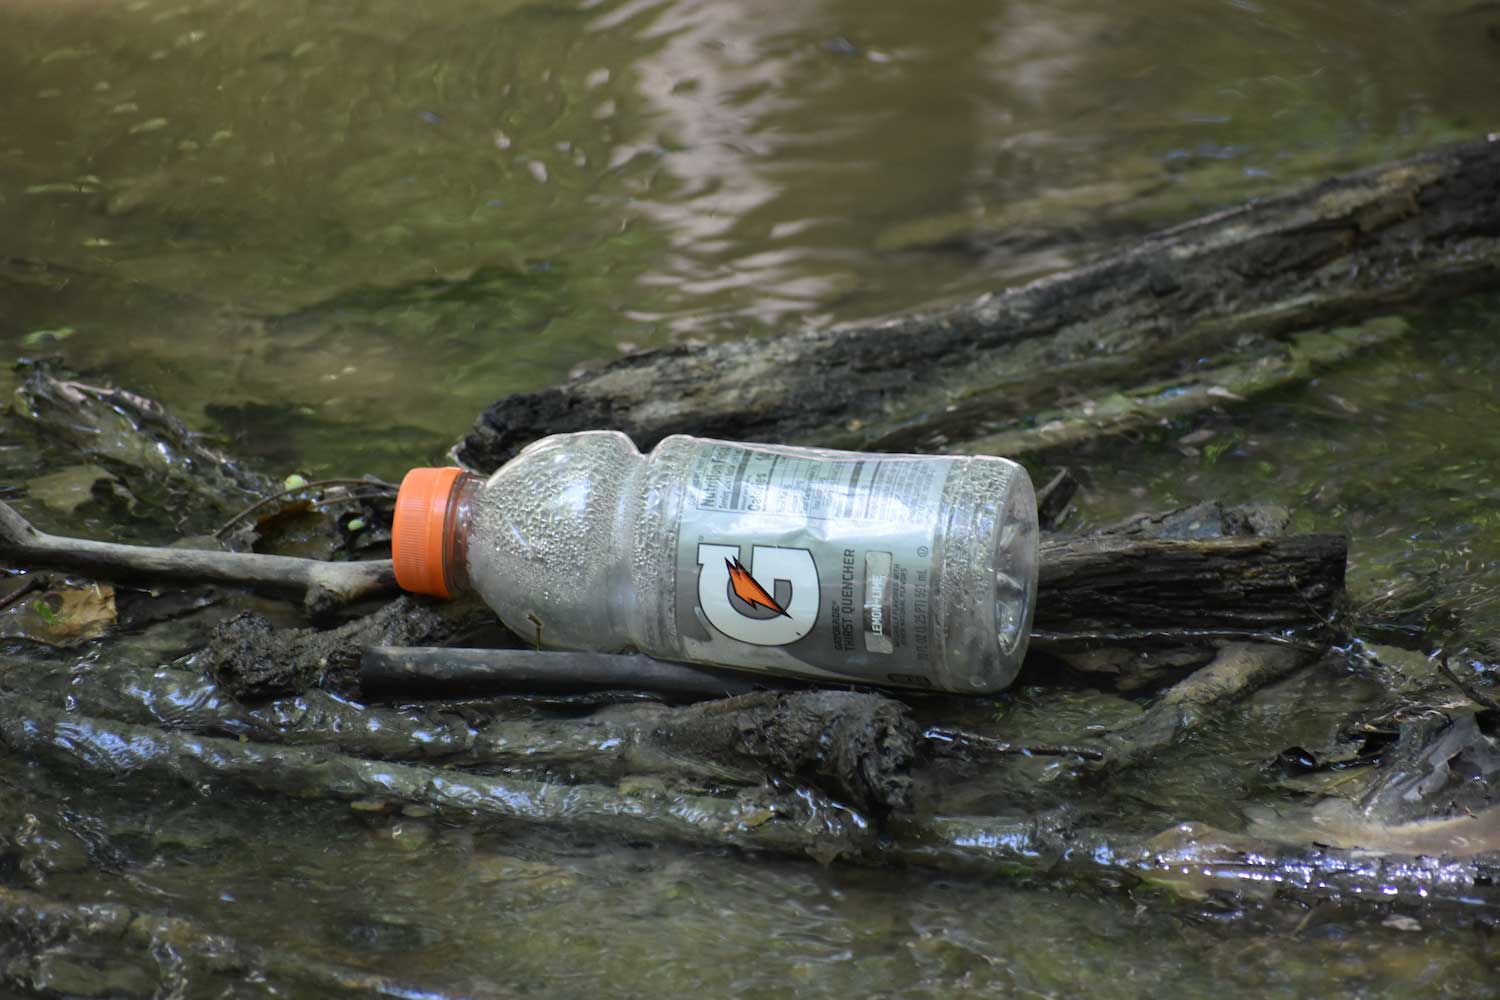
[0,696,871,860]
[454,138,1500,471]
[1034,533,1345,636]
[10,368,272,518]
[5,691,1497,912]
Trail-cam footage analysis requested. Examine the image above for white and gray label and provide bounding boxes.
[674,441,953,686]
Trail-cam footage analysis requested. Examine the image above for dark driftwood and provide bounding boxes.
[454,138,1500,470]
[11,370,272,518]
[1034,533,1345,637]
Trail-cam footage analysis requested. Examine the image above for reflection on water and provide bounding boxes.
[4,0,1500,995]
[3,0,1495,474]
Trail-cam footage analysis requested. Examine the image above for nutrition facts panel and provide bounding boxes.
[690,444,948,522]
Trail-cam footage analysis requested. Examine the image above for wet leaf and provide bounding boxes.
[21,327,75,347]
[251,498,341,559]
[1202,431,1244,465]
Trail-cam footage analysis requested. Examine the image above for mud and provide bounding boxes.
[204,597,453,700]
[665,690,920,819]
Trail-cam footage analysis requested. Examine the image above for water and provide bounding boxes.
[5,0,1494,477]
[4,0,1500,995]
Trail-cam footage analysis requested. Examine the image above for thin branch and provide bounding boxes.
[1100,642,1314,768]
[360,645,781,702]
[0,500,396,613]
[211,478,397,539]
[1436,648,1500,711]
[920,726,1105,761]
[0,574,45,613]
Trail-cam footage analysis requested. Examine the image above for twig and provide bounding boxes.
[0,500,396,614]
[0,575,45,613]
[921,725,1105,761]
[1436,648,1500,711]
[211,478,397,539]
[1035,468,1079,531]
[890,813,1500,906]
[1100,642,1314,768]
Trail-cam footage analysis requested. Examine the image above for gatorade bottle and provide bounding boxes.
[393,433,1037,693]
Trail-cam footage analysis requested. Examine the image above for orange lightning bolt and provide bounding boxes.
[725,557,790,617]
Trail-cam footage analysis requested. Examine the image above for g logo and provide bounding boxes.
[697,543,819,646]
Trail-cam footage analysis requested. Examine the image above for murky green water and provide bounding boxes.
[4,0,1500,995]
[6,0,1497,476]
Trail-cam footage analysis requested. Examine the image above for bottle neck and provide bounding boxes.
[442,473,480,597]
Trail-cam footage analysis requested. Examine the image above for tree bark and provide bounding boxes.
[454,138,1500,471]
[1034,532,1345,636]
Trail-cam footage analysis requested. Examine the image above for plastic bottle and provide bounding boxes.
[392,432,1038,694]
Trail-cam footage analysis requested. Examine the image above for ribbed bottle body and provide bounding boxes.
[464,432,1037,693]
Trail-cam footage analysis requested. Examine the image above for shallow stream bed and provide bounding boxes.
[3,0,1500,995]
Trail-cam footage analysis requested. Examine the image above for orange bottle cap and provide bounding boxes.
[393,466,464,599]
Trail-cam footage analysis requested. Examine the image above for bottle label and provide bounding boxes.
[674,441,955,687]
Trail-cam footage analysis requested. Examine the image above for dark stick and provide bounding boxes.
[360,646,784,701]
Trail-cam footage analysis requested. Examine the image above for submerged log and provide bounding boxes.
[455,138,1500,470]
[0,696,870,860]
[10,369,272,522]
[7,690,1498,913]
[0,884,470,999]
